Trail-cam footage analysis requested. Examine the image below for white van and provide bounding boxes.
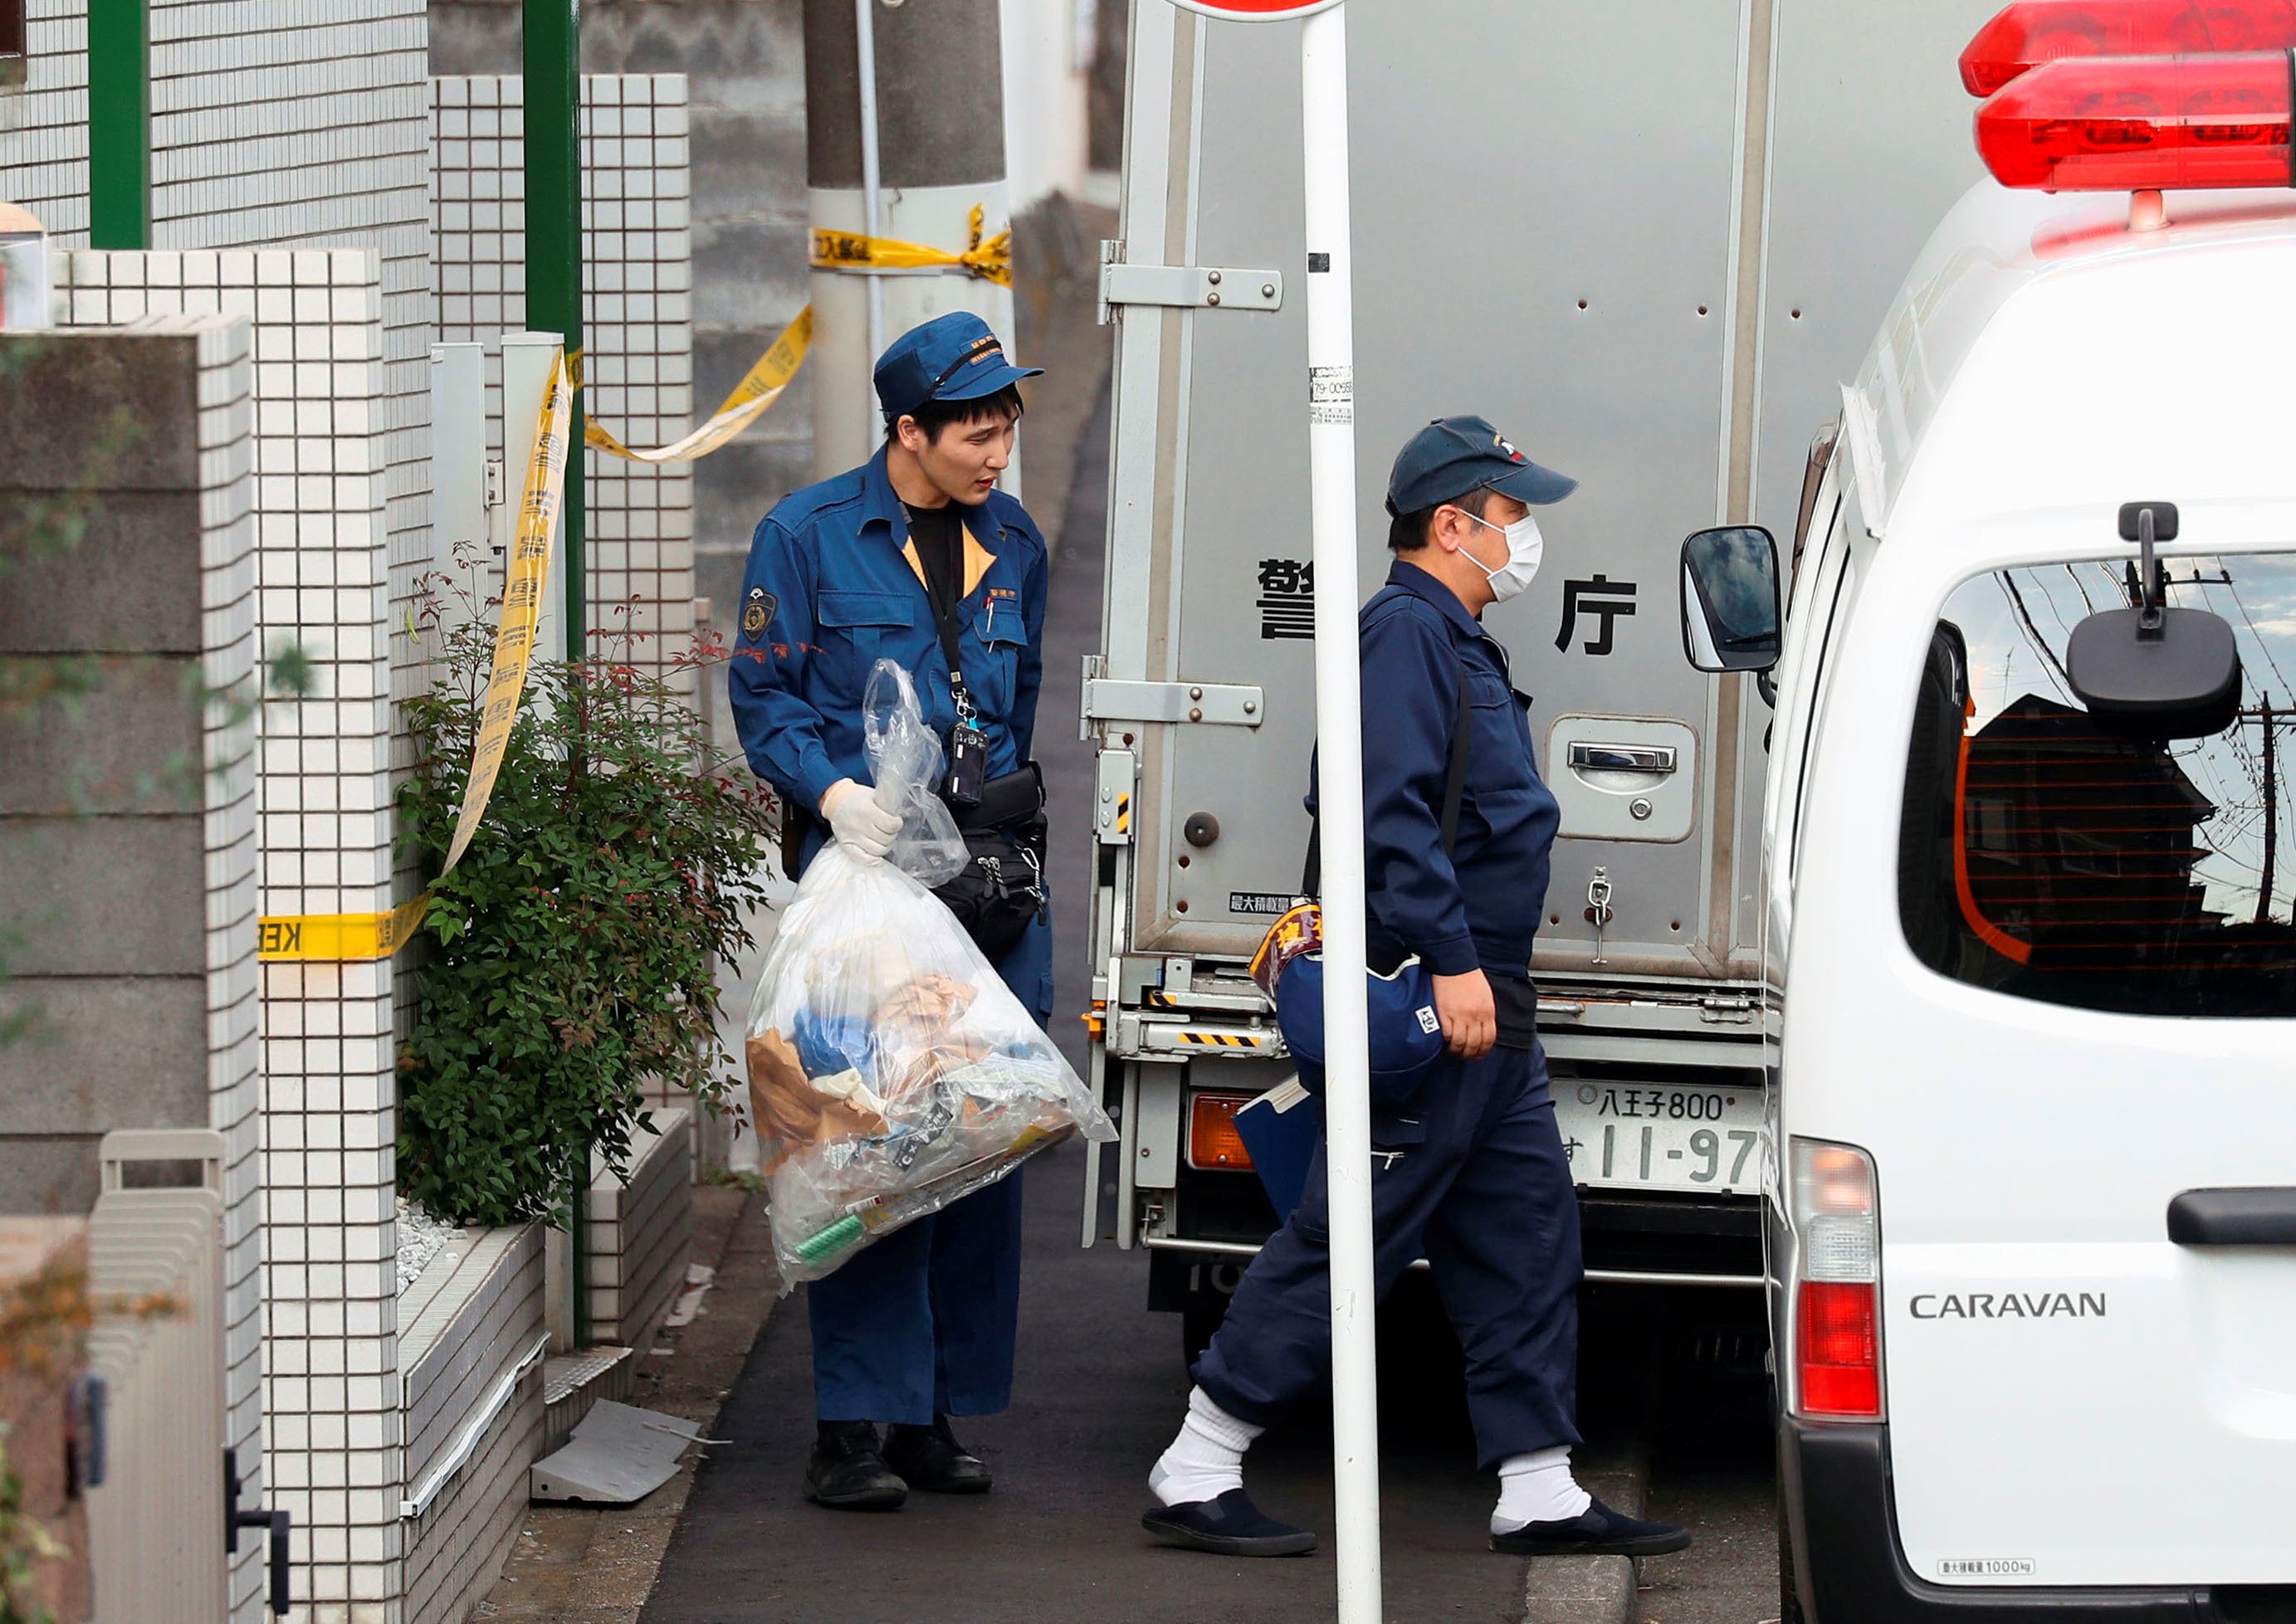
[1678,40,2296,1622]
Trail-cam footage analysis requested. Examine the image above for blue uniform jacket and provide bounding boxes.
[729,446,1050,817]
[1312,559,1561,978]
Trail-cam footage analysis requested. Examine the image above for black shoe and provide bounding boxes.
[1489,1496,1692,1558]
[804,1421,907,1510]
[1141,1489,1318,1557]
[882,1415,993,1495]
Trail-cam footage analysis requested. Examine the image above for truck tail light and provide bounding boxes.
[1961,0,2296,96]
[1791,1139,1883,1420]
[1186,1093,1257,1172]
[1975,51,2293,192]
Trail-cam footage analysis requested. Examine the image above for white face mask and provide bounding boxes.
[1457,506,1544,602]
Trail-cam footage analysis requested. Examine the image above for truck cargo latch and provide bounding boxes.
[1083,676,1266,728]
[1099,241,1285,323]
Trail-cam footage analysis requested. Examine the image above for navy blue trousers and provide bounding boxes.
[1193,1041,1584,1472]
[806,906,1052,1424]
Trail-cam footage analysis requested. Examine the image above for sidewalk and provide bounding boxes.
[477,1184,775,1624]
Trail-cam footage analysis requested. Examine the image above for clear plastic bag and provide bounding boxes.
[745,659,1113,1285]
[862,661,970,888]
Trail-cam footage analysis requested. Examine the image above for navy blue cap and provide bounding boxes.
[872,311,1043,422]
[1385,414,1576,518]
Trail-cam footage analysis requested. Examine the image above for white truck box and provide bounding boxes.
[1082,0,2005,1319]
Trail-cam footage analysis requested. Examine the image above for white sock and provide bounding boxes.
[1491,1446,1593,1533]
[1149,1387,1263,1507]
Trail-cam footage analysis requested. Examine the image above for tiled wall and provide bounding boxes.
[59,249,410,1624]
[189,312,271,1624]
[429,72,697,696]
[0,0,90,241]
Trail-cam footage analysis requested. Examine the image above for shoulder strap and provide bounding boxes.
[1299,659,1473,899]
[912,515,975,718]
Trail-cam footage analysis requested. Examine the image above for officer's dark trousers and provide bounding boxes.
[806,907,1053,1425]
[1192,1041,1583,1472]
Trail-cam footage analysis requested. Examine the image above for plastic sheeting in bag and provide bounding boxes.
[745,661,1113,1285]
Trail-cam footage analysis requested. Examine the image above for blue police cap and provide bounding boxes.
[1385,414,1576,517]
[872,311,1043,423]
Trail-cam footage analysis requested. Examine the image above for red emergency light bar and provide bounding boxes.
[1962,0,2296,96]
[1975,50,2294,190]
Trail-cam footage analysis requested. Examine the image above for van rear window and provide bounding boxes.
[1899,556,2296,1018]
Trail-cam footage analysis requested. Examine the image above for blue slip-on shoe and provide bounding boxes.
[1141,1489,1318,1557]
[1488,1497,1692,1558]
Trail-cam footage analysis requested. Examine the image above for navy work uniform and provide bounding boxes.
[730,315,1051,1430]
[1192,436,1581,1478]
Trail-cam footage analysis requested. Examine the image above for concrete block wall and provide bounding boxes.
[429,71,698,696]
[0,317,267,1621]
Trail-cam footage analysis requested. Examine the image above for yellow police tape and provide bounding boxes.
[809,204,1014,290]
[256,349,577,963]
[582,305,815,464]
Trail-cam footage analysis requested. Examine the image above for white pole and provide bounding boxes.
[1300,8,1382,1622]
[854,0,888,448]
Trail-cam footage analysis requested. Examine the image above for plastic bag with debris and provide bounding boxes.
[745,660,1112,1285]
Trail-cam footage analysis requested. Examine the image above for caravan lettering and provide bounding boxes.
[1908,1291,2107,1320]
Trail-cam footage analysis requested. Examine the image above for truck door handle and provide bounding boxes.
[1567,743,1678,775]
[2167,1188,2296,1246]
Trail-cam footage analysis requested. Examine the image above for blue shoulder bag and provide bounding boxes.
[1261,668,1473,1108]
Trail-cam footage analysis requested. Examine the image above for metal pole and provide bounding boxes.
[524,0,586,647]
[1300,8,1381,1620]
[854,0,888,449]
[524,0,589,1345]
[86,0,150,250]
[2256,694,2278,925]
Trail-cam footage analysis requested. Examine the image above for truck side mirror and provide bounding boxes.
[1680,525,1781,675]
[2065,501,2241,739]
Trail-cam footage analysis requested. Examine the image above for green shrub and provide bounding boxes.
[396,597,775,1227]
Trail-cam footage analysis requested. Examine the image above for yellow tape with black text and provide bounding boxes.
[256,348,577,963]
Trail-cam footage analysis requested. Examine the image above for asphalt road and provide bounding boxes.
[647,387,1783,1624]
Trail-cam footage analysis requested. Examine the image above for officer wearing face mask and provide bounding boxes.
[1141,417,1692,1563]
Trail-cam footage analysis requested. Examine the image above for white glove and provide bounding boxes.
[820,777,901,861]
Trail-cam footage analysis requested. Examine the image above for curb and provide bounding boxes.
[1518,1457,1645,1624]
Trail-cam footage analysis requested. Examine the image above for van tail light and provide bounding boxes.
[1186,1093,1257,1173]
[1791,1139,1883,1420]
[1961,0,2296,96]
[1974,51,2294,193]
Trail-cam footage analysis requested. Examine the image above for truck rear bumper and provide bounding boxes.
[1782,1421,2252,1622]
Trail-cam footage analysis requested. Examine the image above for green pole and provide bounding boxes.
[525,0,589,1346]
[524,0,585,646]
[87,0,151,250]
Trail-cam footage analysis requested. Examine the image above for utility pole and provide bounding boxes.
[2255,694,2278,925]
[802,0,1019,480]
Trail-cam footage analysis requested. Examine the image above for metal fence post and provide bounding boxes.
[87,0,150,250]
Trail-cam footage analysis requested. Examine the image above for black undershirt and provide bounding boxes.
[904,500,963,619]
[1488,972,1541,1051]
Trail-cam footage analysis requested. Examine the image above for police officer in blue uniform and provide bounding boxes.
[730,311,1053,1511]
[1141,417,1693,1560]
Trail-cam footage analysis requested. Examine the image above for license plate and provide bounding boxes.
[1553,1081,1768,1194]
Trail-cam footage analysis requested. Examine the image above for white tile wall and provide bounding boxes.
[0,0,88,241]
[62,247,409,1624]
[191,311,268,1624]
[430,73,697,698]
